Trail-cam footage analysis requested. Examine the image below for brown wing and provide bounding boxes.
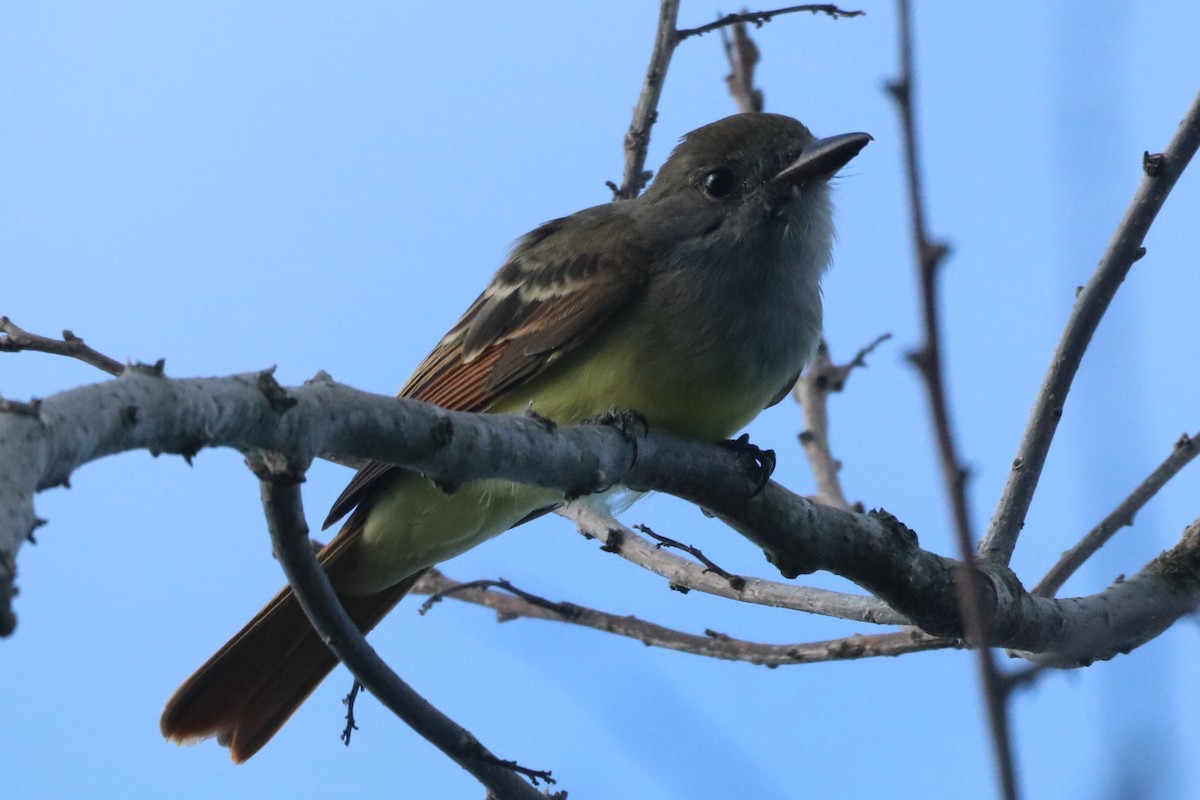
[323,212,647,528]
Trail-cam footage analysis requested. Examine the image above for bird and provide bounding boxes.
[160,112,870,762]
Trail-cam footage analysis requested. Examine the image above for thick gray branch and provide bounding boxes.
[2,369,1198,668]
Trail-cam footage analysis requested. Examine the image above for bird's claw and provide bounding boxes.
[585,408,649,466]
[720,433,776,496]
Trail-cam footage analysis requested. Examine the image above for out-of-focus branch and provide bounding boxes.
[0,316,125,377]
[412,569,952,666]
[885,4,1012,797]
[980,89,1200,565]
[1034,432,1199,597]
[722,20,764,113]
[251,457,556,800]
[885,6,972,549]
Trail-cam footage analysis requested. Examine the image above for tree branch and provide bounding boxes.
[4,370,1200,667]
[721,20,764,114]
[793,336,891,511]
[251,456,557,799]
[1033,432,1200,597]
[885,2,972,549]
[980,88,1200,564]
[412,569,952,666]
[559,496,907,624]
[613,0,680,200]
[677,5,864,40]
[886,5,1013,793]
[0,316,125,377]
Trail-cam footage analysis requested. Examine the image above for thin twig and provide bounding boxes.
[250,457,555,799]
[0,316,125,376]
[1034,432,1200,597]
[559,501,908,625]
[412,569,954,666]
[980,90,1200,565]
[613,0,681,200]
[795,343,852,510]
[635,523,747,590]
[417,576,582,619]
[885,8,973,552]
[886,4,1016,798]
[678,4,864,40]
[721,20,764,113]
[340,680,363,747]
[793,335,891,510]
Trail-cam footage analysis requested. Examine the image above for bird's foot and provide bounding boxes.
[719,433,776,497]
[585,408,649,466]
[522,405,558,432]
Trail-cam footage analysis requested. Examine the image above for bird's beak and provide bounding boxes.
[774,132,872,185]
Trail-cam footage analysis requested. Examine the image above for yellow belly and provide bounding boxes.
[352,475,560,594]
[351,308,795,595]
[490,308,787,439]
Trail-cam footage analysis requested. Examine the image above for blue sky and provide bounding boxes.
[4,2,1200,798]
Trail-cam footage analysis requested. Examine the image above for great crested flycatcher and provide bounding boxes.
[161,112,870,761]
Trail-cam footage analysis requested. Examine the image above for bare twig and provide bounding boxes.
[412,569,953,666]
[559,500,907,625]
[417,576,580,619]
[613,0,681,200]
[722,20,764,113]
[0,317,125,376]
[795,343,851,511]
[250,457,555,799]
[340,680,363,747]
[793,335,891,510]
[635,523,748,590]
[885,8,972,551]
[886,4,1014,797]
[678,5,864,40]
[980,88,1200,565]
[1034,432,1200,597]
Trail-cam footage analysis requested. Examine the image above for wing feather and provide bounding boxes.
[324,215,646,529]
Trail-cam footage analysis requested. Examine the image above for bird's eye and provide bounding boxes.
[701,169,736,199]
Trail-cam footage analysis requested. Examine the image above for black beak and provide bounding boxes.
[774,132,872,185]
